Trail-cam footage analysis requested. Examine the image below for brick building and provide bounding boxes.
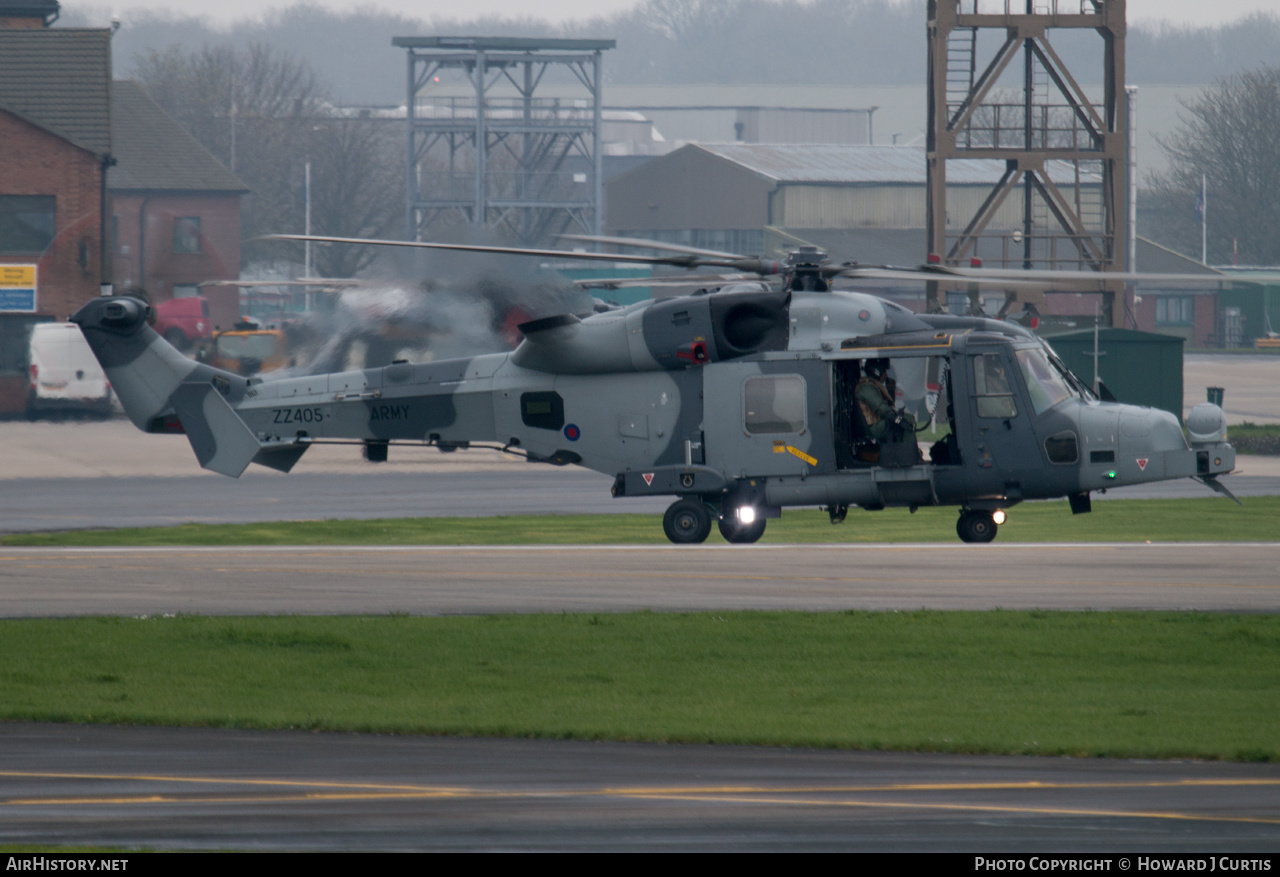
[110,80,249,332]
[0,11,112,413]
[0,3,249,413]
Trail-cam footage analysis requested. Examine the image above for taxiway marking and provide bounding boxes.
[3,770,1278,826]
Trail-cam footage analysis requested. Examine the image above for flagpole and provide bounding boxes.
[1201,174,1207,265]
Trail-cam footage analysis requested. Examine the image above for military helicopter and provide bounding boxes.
[71,236,1237,544]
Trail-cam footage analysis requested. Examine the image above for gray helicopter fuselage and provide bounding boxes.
[71,290,1234,528]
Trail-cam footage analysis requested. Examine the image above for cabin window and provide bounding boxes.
[744,375,806,434]
[973,353,1017,418]
[520,391,564,430]
[1044,431,1079,464]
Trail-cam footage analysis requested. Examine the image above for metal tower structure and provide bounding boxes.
[395,36,616,246]
[925,0,1128,323]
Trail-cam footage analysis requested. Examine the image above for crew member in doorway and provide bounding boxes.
[857,358,912,442]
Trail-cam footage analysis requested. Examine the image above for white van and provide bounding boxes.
[27,321,113,419]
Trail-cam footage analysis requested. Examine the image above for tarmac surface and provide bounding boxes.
[1185,354,1280,425]
[2,542,1279,616]
[3,724,1278,852]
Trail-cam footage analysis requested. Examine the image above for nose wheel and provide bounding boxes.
[663,498,712,544]
[718,515,767,544]
[956,510,999,543]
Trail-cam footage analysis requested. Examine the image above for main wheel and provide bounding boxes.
[663,498,712,544]
[956,510,998,543]
[718,515,766,544]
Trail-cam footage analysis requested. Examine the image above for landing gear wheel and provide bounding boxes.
[956,510,998,543]
[718,515,766,544]
[663,498,712,544]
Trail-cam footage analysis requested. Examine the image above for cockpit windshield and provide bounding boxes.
[1015,347,1075,415]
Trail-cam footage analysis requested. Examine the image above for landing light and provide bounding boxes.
[736,506,757,524]
[992,510,1007,525]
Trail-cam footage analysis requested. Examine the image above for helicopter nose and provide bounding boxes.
[1115,405,1188,482]
[1142,407,1191,453]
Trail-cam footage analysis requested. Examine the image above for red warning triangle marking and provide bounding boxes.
[1136,458,1148,471]
[642,472,654,486]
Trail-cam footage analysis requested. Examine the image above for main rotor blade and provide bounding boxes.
[198,278,362,288]
[261,234,696,266]
[835,267,1060,290]
[260,234,783,275]
[922,265,1228,285]
[835,264,1229,289]
[557,234,747,261]
[572,273,761,290]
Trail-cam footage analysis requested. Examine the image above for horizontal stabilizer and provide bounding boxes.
[252,443,310,473]
[169,382,262,478]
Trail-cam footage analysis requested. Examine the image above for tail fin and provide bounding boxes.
[72,296,298,477]
[167,381,263,477]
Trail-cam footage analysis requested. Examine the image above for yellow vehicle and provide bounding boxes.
[210,319,290,376]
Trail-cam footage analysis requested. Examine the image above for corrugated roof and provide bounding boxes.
[0,0,60,20]
[392,36,615,51]
[0,28,110,156]
[780,227,928,265]
[109,81,249,193]
[1135,236,1222,275]
[693,143,1097,186]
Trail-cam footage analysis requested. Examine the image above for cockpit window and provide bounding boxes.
[1015,348,1074,415]
[973,353,1017,418]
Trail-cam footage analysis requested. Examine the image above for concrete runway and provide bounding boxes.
[3,542,1279,616]
[4,465,1280,534]
[3,724,1278,852]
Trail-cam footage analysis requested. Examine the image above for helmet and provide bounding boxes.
[865,358,889,378]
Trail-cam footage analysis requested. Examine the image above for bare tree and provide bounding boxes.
[1145,65,1280,265]
[303,116,401,277]
[131,44,400,274]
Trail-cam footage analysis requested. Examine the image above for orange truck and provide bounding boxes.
[209,318,290,376]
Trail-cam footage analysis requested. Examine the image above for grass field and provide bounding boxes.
[3,496,1278,546]
[1,611,1276,761]
[4,495,1276,762]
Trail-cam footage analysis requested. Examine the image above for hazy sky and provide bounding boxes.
[96,0,1279,30]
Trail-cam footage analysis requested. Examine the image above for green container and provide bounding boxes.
[1040,327,1185,421]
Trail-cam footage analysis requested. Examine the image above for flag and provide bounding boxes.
[1193,189,1204,223]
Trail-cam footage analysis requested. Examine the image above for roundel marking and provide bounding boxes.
[858,309,871,321]
[564,423,581,441]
